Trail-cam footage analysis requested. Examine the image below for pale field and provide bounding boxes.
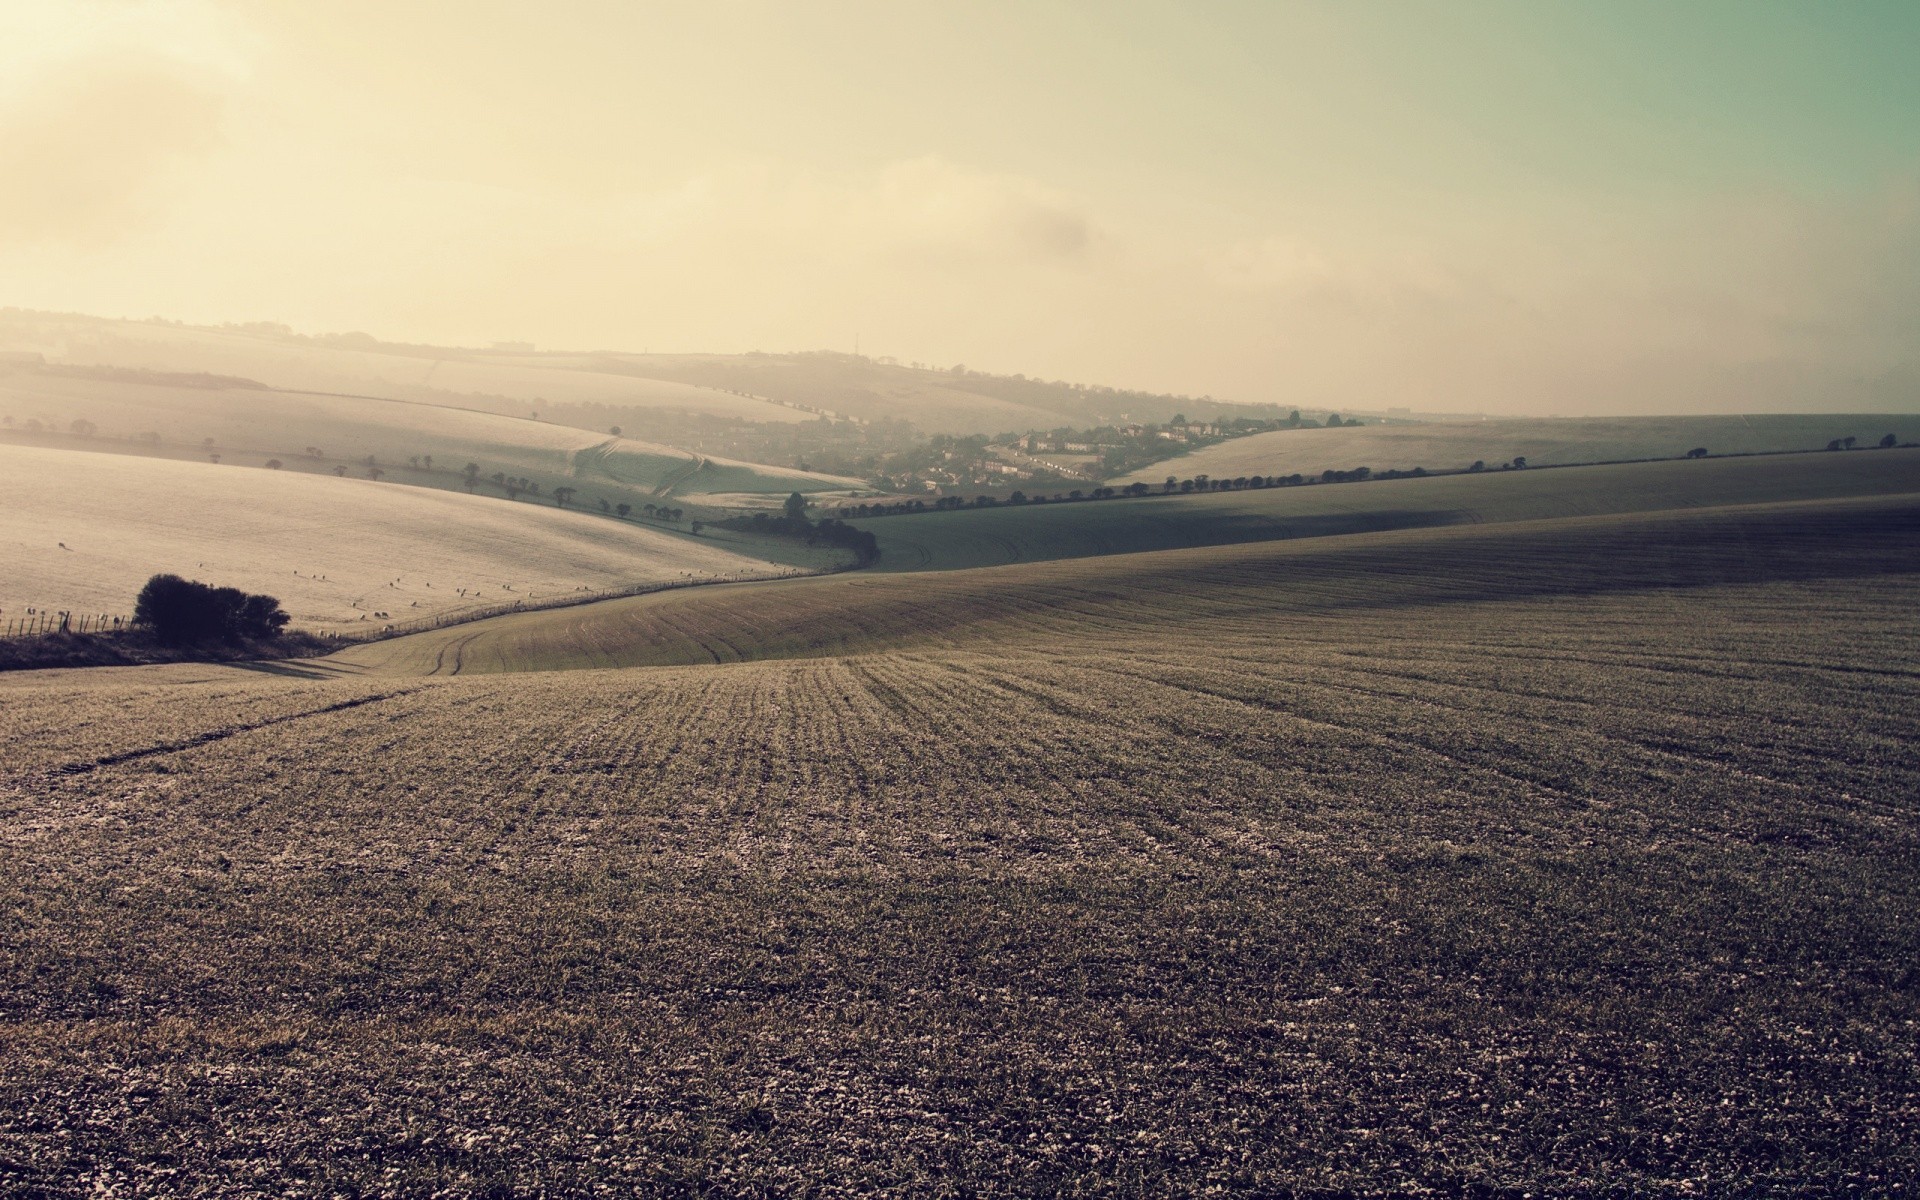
[0,314,811,425]
[0,494,1915,1194]
[1120,414,1920,484]
[0,443,810,633]
[602,352,1091,433]
[857,448,1920,572]
[0,369,868,507]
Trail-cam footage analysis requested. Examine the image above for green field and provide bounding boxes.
[855,449,1920,571]
[1122,414,1918,485]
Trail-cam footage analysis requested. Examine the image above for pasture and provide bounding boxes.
[855,449,1920,572]
[1,487,1916,1194]
[0,443,825,635]
[1122,414,1918,485]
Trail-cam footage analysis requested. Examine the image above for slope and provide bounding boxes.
[858,449,1920,572]
[0,366,869,511]
[0,312,810,425]
[1,492,1914,1193]
[325,490,1920,675]
[1119,414,1918,485]
[0,442,806,634]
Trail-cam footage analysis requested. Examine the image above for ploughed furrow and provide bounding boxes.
[2,493,1918,1195]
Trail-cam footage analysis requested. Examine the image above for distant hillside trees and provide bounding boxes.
[1880,434,1898,448]
[134,574,290,644]
[1686,447,1708,459]
[718,494,878,564]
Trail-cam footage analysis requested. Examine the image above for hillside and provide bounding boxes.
[1118,414,1918,485]
[0,312,1291,438]
[0,366,869,512]
[325,490,1920,675]
[0,443,824,635]
[851,449,1920,572]
[0,312,810,426]
[3,491,1915,1193]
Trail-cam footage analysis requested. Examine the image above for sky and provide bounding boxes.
[1,0,1916,414]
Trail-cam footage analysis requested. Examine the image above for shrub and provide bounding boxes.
[134,574,291,644]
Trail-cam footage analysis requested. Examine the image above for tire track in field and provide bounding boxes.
[51,688,425,776]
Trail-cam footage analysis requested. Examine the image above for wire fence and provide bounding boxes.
[1,557,859,646]
[1,611,131,639]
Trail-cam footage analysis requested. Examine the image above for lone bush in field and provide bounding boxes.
[134,574,290,644]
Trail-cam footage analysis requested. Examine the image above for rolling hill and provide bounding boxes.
[0,442,827,635]
[0,366,870,512]
[1118,414,1918,485]
[0,311,811,425]
[853,449,1920,572]
[3,476,1914,1193]
[0,311,1290,438]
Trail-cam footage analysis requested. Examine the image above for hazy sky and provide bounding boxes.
[3,1,1917,414]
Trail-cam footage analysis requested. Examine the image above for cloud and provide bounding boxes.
[0,54,227,246]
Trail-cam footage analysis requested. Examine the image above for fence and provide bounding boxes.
[2,611,131,639]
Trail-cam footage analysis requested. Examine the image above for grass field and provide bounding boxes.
[1121,414,1919,485]
[1,487,1916,1193]
[856,449,1920,572]
[0,443,826,634]
[0,367,868,511]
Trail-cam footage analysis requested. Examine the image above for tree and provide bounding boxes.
[1686,447,1708,459]
[368,467,385,481]
[1469,460,1486,472]
[690,520,704,535]
[464,462,481,484]
[265,459,284,470]
[609,426,622,436]
[422,454,432,470]
[1511,456,1528,469]
[1325,413,1342,427]
[333,465,347,477]
[69,418,97,438]
[1882,433,1899,448]
[209,453,221,464]
[783,491,809,523]
[134,574,288,644]
[553,486,576,507]
[1827,439,1844,451]
[1844,436,1857,450]
[616,502,632,519]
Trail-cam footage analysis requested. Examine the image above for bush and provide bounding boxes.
[134,574,291,644]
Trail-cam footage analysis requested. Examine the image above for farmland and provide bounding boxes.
[0,313,813,426]
[0,443,827,635]
[0,368,869,513]
[1,484,1917,1193]
[1121,414,1919,486]
[853,449,1920,572]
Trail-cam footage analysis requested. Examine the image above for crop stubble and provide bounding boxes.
[1,517,1917,1194]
